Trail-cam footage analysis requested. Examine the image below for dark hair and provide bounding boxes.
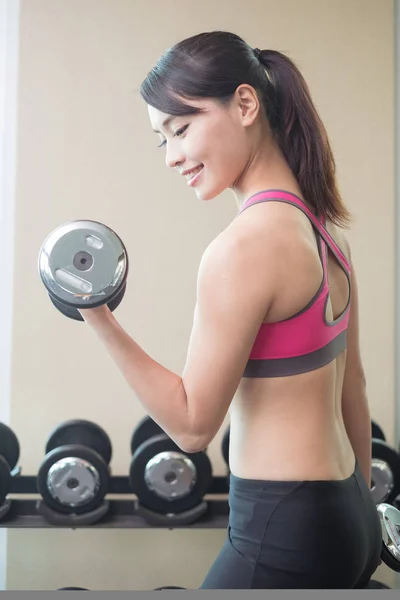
[140,31,351,227]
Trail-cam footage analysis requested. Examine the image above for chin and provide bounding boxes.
[195,184,227,202]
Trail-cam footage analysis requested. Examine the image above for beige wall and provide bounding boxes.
[5,0,395,590]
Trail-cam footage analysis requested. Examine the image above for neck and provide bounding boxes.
[232,138,302,210]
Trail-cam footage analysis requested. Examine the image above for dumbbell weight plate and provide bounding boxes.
[130,416,167,455]
[371,458,394,504]
[377,503,400,572]
[0,456,12,505]
[130,434,212,514]
[46,420,112,465]
[0,422,20,472]
[49,282,126,322]
[371,440,400,504]
[38,220,128,321]
[371,420,386,442]
[221,427,230,467]
[37,445,110,514]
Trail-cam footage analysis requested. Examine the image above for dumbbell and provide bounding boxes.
[0,423,20,506]
[377,503,400,572]
[371,439,400,504]
[370,421,400,508]
[371,420,386,441]
[129,416,212,521]
[37,419,112,514]
[221,426,230,469]
[38,220,128,321]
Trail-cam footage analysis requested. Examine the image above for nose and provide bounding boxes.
[165,140,185,169]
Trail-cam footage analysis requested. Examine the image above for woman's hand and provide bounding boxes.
[78,303,113,326]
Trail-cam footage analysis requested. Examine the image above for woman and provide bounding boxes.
[80,31,382,588]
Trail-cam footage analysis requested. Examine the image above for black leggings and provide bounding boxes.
[201,461,382,589]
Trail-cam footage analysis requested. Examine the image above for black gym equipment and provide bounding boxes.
[221,426,230,469]
[130,415,166,455]
[371,420,386,442]
[36,419,112,525]
[129,416,213,525]
[378,503,400,572]
[38,220,129,321]
[370,439,400,504]
[0,423,20,521]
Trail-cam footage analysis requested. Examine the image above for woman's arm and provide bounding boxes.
[341,261,372,486]
[80,228,277,452]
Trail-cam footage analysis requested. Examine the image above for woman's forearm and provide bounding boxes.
[81,308,193,447]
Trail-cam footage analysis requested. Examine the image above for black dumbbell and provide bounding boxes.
[37,419,112,514]
[129,416,212,518]
[38,220,129,321]
[371,420,386,442]
[371,439,400,504]
[221,426,230,469]
[0,423,20,506]
[377,502,400,573]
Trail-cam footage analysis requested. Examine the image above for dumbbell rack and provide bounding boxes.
[0,474,231,529]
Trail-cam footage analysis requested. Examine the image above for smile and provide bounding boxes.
[185,165,204,186]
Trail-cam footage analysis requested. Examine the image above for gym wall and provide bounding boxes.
[5,0,395,590]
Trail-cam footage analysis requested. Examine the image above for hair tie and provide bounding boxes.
[253,47,262,61]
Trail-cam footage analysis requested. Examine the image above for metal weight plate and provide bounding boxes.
[221,426,230,467]
[371,440,400,504]
[49,282,126,322]
[130,416,167,455]
[371,458,394,504]
[38,220,129,320]
[129,434,212,514]
[45,420,112,465]
[0,455,12,505]
[377,503,400,572]
[0,423,20,472]
[371,420,386,441]
[37,445,110,514]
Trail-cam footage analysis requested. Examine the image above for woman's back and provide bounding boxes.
[223,191,359,482]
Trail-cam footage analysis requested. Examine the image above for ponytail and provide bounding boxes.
[258,49,351,227]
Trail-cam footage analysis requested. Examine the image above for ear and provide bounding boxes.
[234,84,261,127]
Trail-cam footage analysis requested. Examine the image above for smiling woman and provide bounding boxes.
[79,30,382,589]
[140,31,350,225]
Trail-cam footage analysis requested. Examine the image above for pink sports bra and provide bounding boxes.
[238,190,352,378]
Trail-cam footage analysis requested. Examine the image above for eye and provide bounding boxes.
[174,124,189,137]
[157,124,189,148]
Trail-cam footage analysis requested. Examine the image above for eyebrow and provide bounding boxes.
[152,116,176,134]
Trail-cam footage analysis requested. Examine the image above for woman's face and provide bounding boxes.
[148,95,254,201]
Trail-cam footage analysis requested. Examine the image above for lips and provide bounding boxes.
[182,165,203,181]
